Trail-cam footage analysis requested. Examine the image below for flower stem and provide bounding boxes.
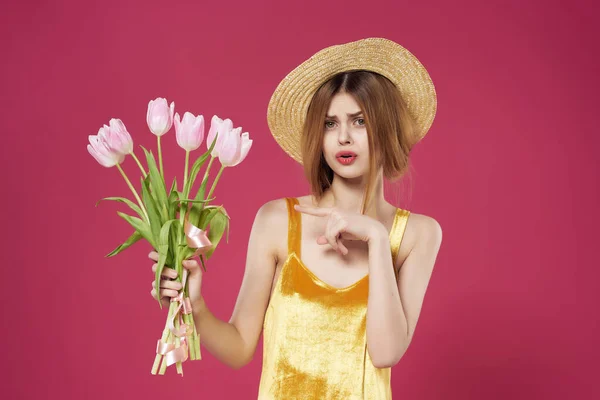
[186,313,201,360]
[183,150,190,196]
[116,163,149,222]
[157,136,164,178]
[202,156,215,188]
[180,151,190,224]
[174,314,184,375]
[158,330,171,374]
[130,151,147,179]
[206,164,226,205]
[151,301,176,375]
[193,156,215,217]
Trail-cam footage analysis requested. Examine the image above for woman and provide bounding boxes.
[150,37,443,399]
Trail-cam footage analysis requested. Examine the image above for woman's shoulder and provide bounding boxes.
[255,196,291,218]
[252,197,298,261]
[252,196,301,235]
[252,195,312,235]
[386,209,441,271]
[405,211,442,237]
[402,211,443,255]
[256,195,311,216]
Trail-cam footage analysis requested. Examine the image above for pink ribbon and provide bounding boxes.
[183,214,213,257]
[156,335,189,367]
[155,214,212,368]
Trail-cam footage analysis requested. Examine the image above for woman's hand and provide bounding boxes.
[149,251,204,309]
[294,203,386,256]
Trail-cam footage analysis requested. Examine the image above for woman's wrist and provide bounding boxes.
[367,221,388,245]
[192,295,208,320]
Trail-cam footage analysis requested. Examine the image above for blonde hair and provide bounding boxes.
[300,70,416,214]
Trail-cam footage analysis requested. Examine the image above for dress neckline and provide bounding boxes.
[285,207,402,292]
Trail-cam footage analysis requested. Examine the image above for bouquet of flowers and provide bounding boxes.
[87,97,252,376]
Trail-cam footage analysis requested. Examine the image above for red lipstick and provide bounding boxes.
[335,151,357,165]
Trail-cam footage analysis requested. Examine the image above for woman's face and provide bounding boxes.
[322,92,370,180]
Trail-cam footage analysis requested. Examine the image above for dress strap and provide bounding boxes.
[285,197,302,257]
[390,208,411,279]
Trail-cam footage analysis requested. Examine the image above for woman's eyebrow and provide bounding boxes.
[326,111,363,119]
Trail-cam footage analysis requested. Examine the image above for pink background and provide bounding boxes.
[2,0,598,398]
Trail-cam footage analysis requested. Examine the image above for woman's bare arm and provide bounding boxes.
[191,199,283,369]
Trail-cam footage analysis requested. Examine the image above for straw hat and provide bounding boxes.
[267,37,437,164]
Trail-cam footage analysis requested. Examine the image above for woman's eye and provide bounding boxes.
[324,119,364,129]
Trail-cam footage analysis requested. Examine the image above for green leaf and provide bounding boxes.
[169,218,180,259]
[161,203,169,223]
[184,133,218,198]
[117,212,156,249]
[185,137,218,226]
[96,196,144,220]
[170,196,215,205]
[198,205,225,230]
[105,231,143,257]
[181,246,195,261]
[205,207,229,259]
[154,219,179,310]
[167,177,179,220]
[189,173,209,227]
[140,145,169,222]
[170,176,178,193]
[141,176,162,245]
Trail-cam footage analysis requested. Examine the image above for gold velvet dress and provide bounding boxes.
[258,197,410,399]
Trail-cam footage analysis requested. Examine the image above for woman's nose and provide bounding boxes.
[337,124,352,144]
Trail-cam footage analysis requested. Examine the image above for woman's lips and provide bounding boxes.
[336,154,357,165]
[335,151,357,158]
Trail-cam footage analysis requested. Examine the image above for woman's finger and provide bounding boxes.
[151,263,178,279]
[152,279,183,291]
[182,258,202,276]
[150,288,172,308]
[332,232,346,256]
[157,288,179,298]
[333,225,348,255]
[335,220,349,255]
[324,230,340,252]
[322,219,348,256]
[337,240,348,255]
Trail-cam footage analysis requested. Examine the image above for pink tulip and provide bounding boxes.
[217,127,241,166]
[230,131,253,167]
[174,112,205,151]
[206,115,233,157]
[104,118,133,155]
[87,128,125,168]
[147,97,175,136]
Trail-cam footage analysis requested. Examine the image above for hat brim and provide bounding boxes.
[267,37,437,164]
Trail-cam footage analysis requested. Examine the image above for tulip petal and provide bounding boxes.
[175,111,205,152]
[107,118,133,154]
[147,97,174,136]
[87,133,124,167]
[218,127,242,166]
[207,115,224,156]
[231,132,253,166]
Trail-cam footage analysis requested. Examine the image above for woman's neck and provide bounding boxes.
[316,172,388,219]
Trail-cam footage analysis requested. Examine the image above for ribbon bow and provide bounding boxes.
[155,214,212,368]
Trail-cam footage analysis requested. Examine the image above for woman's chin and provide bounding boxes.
[332,166,366,180]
